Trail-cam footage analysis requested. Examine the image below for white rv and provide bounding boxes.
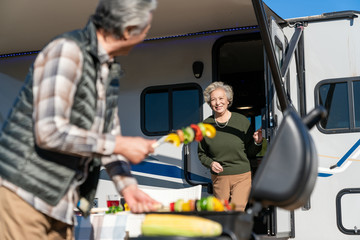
[0,0,359,239]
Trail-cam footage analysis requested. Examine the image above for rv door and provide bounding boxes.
[270,17,286,69]
[252,0,289,113]
[265,17,288,139]
[269,18,296,239]
[252,1,294,238]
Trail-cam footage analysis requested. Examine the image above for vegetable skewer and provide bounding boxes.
[152,123,216,148]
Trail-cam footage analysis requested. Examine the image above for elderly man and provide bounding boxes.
[0,0,158,239]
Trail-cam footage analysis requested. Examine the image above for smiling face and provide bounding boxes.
[210,88,230,116]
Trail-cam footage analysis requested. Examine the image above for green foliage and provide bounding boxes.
[106,205,123,214]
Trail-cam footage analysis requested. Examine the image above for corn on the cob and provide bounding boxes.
[141,214,222,237]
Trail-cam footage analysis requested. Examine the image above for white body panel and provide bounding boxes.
[280,15,360,240]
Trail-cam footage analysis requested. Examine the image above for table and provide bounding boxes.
[75,212,145,240]
[77,185,203,239]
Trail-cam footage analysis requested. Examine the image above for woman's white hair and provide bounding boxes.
[203,81,233,107]
[91,0,157,38]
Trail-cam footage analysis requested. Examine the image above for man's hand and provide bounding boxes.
[114,136,156,164]
[121,184,159,213]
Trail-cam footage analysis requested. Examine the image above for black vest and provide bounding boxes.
[0,21,122,213]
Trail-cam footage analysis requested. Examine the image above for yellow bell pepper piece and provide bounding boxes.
[124,203,130,211]
[213,197,225,211]
[203,123,216,138]
[165,133,181,147]
[182,201,191,211]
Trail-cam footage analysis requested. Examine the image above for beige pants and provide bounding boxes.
[211,171,252,211]
[0,186,74,240]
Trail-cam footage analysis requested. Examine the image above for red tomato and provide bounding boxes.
[190,124,203,141]
[170,202,175,212]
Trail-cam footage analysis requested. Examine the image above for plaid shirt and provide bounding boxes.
[0,38,136,225]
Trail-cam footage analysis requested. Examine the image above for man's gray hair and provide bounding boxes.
[91,0,157,38]
[203,81,233,107]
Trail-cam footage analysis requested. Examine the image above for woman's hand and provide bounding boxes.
[210,161,223,173]
[253,128,263,144]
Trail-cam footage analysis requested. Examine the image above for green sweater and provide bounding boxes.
[198,112,262,175]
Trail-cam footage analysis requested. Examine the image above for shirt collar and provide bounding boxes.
[97,42,113,65]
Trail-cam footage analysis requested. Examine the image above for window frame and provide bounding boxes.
[315,76,360,134]
[336,188,360,235]
[140,82,203,136]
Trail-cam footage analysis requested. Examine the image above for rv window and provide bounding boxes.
[274,36,284,68]
[319,82,349,129]
[141,83,203,136]
[336,188,360,235]
[354,81,360,127]
[316,78,360,133]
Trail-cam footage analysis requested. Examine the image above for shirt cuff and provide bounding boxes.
[96,133,116,155]
[105,160,132,178]
[112,175,138,193]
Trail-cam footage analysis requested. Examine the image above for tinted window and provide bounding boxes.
[141,83,203,136]
[274,36,284,68]
[316,78,360,133]
[319,82,349,129]
[173,89,201,130]
[354,81,360,127]
[144,92,169,132]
